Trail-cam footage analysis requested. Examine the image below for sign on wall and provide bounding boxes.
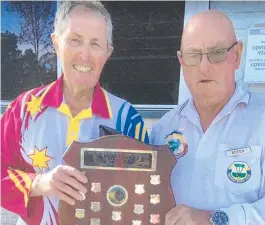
[244,27,265,83]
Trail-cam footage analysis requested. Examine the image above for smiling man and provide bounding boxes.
[1,1,149,225]
[150,10,265,225]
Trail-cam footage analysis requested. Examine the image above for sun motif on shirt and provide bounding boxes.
[28,147,52,172]
[26,95,42,117]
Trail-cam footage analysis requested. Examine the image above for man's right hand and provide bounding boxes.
[30,165,88,205]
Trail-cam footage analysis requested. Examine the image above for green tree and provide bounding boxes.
[6,1,57,86]
[6,1,55,61]
[1,31,23,99]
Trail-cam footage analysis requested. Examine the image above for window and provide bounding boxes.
[101,2,185,105]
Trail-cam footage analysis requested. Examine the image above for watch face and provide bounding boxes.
[211,211,229,225]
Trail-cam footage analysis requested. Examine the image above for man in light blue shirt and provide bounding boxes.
[151,10,265,225]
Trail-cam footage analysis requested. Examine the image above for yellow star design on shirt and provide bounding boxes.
[26,95,42,117]
[28,147,52,172]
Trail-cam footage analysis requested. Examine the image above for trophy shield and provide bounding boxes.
[58,128,185,225]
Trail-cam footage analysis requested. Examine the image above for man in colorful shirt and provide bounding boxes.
[150,10,265,225]
[1,1,149,225]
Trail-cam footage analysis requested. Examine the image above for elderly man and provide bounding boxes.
[1,1,149,224]
[151,10,265,225]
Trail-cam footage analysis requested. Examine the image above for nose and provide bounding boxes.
[80,45,92,61]
[199,54,212,74]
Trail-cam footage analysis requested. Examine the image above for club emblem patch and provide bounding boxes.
[227,161,251,183]
[166,129,187,158]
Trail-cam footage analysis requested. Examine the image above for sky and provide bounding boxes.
[1,2,20,34]
[1,1,57,54]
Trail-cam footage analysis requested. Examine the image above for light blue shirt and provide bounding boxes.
[150,85,265,225]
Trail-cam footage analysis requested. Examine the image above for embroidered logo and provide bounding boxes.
[227,161,251,183]
[166,129,187,158]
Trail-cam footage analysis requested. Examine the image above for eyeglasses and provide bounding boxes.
[178,42,238,66]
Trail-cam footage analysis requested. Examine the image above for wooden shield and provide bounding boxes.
[58,135,181,225]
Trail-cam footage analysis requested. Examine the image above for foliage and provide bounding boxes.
[6,1,55,60]
[1,31,56,100]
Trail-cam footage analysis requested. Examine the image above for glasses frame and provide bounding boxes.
[178,42,238,66]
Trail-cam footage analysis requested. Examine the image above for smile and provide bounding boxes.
[73,64,93,73]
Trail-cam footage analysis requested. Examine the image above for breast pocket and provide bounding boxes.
[214,144,262,194]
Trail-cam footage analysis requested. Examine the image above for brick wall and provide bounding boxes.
[101,1,185,105]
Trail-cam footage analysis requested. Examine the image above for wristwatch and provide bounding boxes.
[210,210,229,225]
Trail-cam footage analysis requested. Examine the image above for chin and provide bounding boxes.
[197,91,215,99]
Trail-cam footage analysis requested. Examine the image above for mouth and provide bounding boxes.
[73,64,93,73]
[200,80,213,83]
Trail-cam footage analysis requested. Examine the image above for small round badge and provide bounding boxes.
[106,185,128,207]
[227,161,251,183]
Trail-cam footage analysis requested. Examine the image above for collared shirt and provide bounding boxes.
[150,85,265,225]
[1,75,149,225]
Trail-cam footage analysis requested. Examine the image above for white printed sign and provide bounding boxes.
[244,27,265,83]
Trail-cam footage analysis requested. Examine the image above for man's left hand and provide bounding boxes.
[165,204,213,225]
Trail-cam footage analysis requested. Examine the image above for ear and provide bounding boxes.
[235,41,243,69]
[51,33,60,57]
[177,51,184,66]
[107,45,113,59]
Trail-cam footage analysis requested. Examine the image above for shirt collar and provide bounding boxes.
[179,83,251,119]
[40,74,112,118]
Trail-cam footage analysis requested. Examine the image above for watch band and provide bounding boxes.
[210,210,229,225]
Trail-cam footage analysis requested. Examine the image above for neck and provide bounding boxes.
[63,82,94,116]
[194,89,235,132]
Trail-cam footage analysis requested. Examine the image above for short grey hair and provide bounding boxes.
[54,1,113,46]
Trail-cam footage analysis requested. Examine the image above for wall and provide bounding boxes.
[210,1,265,95]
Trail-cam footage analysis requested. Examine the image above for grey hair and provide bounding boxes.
[54,1,113,46]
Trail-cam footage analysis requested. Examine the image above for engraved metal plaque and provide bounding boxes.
[81,148,157,171]
[58,134,184,225]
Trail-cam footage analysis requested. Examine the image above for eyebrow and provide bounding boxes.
[91,38,101,43]
[206,44,226,51]
[68,32,83,38]
[69,33,103,42]
[184,43,227,53]
[185,47,201,52]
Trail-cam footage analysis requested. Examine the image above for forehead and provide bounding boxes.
[63,6,107,37]
[181,20,232,51]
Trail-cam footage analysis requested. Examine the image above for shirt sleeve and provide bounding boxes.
[219,147,265,225]
[117,102,149,144]
[149,122,160,145]
[1,97,42,218]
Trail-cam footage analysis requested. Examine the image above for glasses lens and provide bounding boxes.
[208,49,228,63]
[182,54,201,66]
